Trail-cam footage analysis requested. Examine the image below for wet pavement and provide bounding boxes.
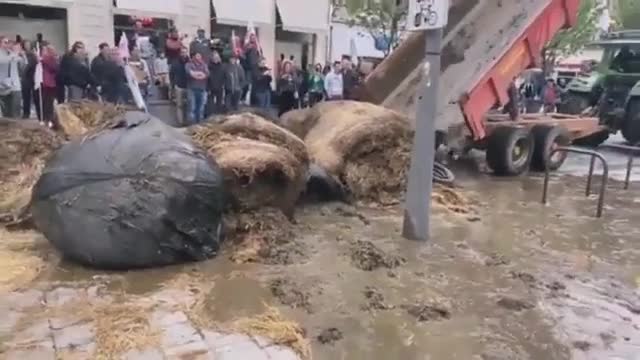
[2,145,640,359]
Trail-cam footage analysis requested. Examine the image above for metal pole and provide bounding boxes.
[402,28,442,241]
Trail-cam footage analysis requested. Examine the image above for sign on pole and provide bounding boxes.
[406,0,449,31]
[402,0,448,241]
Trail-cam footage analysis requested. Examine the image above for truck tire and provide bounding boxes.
[530,125,571,171]
[486,126,534,176]
[622,98,640,145]
[559,91,591,115]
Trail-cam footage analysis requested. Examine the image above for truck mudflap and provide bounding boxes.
[460,0,580,141]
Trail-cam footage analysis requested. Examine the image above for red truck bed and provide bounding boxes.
[459,0,582,141]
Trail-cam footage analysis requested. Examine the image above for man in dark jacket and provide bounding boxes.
[190,29,212,62]
[170,47,190,125]
[21,40,38,118]
[224,54,245,112]
[91,43,110,98]
[60,42,96,101]
[207,51,225,116]
[101,47,128,104]
[341,56,359,100]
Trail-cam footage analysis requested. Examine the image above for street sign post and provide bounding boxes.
[402,0,448,241]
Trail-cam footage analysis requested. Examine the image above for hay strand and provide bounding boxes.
[233,305,310,359]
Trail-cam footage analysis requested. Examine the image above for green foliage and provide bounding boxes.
[618,0,640,29]
[545,0,603,57]
[338,0,407,56]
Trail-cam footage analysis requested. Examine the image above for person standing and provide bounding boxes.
[0,36,26,118]
[39,45,59,128]
[91,43,111,97]
[542,78,559,114]
[189,29,212,63]
[341,56,358,100]
[307,63,325,107]
[165,28,182,66]
[185,52,209,123]
[253,59,272,109]
[21,40,38,118]
[101,47,128,105]
[243,32,262,104]
[224,53,245,112]
[207,51,225,116]
[170,47,190,125]
[60,42,94,101]
[324,61,343,101]
[277,61,298,116]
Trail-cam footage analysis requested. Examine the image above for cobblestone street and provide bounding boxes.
[1,286,300,360]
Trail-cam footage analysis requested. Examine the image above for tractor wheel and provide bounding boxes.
[622,98,640,145]
[530,125,571,172]
[559,91,591,115]
[486,126,534,176]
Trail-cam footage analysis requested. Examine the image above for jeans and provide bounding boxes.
[254,90,271,108]
[189,88,207,123]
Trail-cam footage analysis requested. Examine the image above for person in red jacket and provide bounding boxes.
[542,78,558,113]
[39,44,60,128]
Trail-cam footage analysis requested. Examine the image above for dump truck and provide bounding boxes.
[360,0,606,176]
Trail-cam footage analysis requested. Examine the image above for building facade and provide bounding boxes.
[0,0,330,71]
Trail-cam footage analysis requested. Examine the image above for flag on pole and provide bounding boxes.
[231,29,243,58]
[244,21,263,57]
[118,32,130,60]
[33,43,43,91]
[349,37,359,67]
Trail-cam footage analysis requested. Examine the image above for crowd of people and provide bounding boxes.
[0,21,364,127]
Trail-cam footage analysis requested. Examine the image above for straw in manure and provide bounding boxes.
[0,228,48,293]
[232,305,310,359]
[55,101,131,137]
[304,101,413,203]
[432,184,476,215]
[0,119,63,223]
[191,114,309,215]
[225,208,303,265]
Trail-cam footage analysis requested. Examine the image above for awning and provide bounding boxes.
[115,0,181,15]
[276,0,329,33]
[211,0,274,27]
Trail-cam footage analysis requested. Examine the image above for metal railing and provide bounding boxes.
[598,143,640,190]
[542,146,609,218]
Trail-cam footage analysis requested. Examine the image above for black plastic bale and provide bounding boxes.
[31,112,226,270]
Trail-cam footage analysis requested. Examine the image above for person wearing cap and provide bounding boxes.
[190,29,212,63]
[253,58,273,109]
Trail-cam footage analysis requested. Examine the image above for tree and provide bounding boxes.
[542,0,603,74]
[617,0,640,29]
[336,0,407,57]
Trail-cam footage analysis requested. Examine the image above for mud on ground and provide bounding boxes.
[2,173,640,359]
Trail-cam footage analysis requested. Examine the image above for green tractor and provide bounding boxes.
[559,30,640,145]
